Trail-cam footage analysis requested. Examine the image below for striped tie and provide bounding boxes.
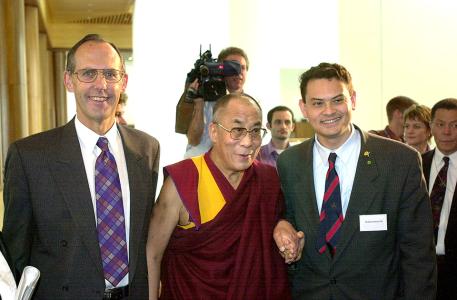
[95,137,129,286]
[430,156,449,241]
[316,152,344,257]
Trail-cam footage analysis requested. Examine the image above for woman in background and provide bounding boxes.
[403,104,432,154]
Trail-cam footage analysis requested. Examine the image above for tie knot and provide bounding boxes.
[96,137,110,152]
[328,152,337,164]
[443,156,450,166]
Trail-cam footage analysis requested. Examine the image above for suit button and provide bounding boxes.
[330,278,337,284]
[62,285,69,291]
[60,240,68,247]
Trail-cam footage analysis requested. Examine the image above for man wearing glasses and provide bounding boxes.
[146,94,290,299]
[421,98,457,299]
[2,34,160,299]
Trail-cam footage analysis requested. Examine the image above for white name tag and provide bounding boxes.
[359,214,387,231]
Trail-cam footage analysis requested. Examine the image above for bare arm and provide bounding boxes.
[146,177,186,300]
[273,219,305,264]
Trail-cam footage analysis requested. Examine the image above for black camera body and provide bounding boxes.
[186,48,241,102]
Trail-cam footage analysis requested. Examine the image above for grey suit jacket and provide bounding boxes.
[277,126,436,300]
[2,119,160,300]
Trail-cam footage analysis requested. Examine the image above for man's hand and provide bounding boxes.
[273,220,305,264]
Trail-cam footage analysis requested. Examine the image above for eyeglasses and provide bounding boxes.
[73,69,125,83]
[431,121,457,131]
[214,122,267,140]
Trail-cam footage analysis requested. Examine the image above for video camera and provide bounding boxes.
[186,46,241,102]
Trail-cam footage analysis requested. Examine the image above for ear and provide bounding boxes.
[299,99,308,119]
[266,122,271,130]
[350,91,357,110]
[64,71,75,92]
[291,121,296,131]
[120,73,128,92]
[209,122,218,144]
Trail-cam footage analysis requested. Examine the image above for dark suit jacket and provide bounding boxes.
[422,150,457,283]
[2,119,160,300]
[277,127,436,300]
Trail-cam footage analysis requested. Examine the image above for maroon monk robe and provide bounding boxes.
[160,152,290,300]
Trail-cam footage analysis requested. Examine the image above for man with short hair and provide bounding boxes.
[273,62,436,299]
[421,98,457,299]
[183,47,253,158]
[2,34,160,299]
[257,105,295,168]
[370,95,417,142]
[147,94,290,300]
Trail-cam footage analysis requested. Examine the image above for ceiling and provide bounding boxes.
[26,0,134,49]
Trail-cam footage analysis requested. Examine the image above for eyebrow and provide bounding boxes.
[232,119,262,127]
[310,94,345,101]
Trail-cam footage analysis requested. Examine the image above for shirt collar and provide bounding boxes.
[75,116,120,153]
[434,147,457,164]
[314,124,360,166]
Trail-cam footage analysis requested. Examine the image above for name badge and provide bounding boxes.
[359,214,387,231]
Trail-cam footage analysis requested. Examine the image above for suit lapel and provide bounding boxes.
[48,120,104,275]
[299,140,321,240]
[118,126,149,283]
[334,129,379,260]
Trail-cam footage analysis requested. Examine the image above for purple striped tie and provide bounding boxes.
[316,152,344,257]
[95,137,128,286]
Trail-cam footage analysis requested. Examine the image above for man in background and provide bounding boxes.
[2,34,160,299]
[257,105,295,168]
[177,47,253,158]
[370,95,417,142]
[421,98,457,299]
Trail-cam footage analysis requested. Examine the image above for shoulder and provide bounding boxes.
[10,124,69,153]
[421,149,435,162]
[363,130,421,167]
[278,138,312,161]
[118,125,160,152]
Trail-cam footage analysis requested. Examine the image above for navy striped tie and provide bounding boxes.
[316,152,344,257]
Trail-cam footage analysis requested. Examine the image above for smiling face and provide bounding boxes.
[223,54,247,93]
[299,78,355,149]
[64,41,128,134]
[209,97,262,178]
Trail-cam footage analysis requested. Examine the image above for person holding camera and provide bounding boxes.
[178,47,252,158]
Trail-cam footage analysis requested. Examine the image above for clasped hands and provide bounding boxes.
[273,220,305,264]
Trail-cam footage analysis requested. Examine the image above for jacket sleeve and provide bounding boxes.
[398,151,437,299]
[2,142,33,281]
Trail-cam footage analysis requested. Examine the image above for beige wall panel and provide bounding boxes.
[48,24,132,49]
[53,51,67,126]
[5,0,29,142]
[25,5,43,134]
[40,33,56,130]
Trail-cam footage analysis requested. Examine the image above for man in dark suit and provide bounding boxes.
[422,98,457,299]
[273,63,436,299]
[2,34,160,299]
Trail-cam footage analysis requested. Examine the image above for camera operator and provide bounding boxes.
[181,47,252,158]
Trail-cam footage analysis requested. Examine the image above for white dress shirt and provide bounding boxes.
[75,117,130,288]
[429,148,457,255]
[313,124,361,217]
